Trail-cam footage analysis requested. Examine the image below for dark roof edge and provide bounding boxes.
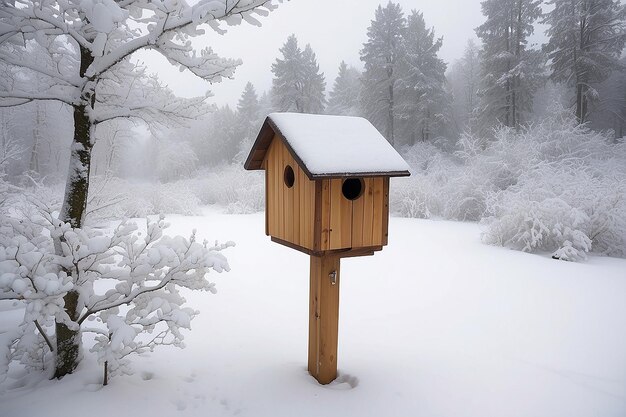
[243,116,273,171]
[309,170,411,179]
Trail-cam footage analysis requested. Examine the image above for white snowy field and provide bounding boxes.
[1,208,625,417]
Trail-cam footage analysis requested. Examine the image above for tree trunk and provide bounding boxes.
[576,82,587,124]
[53,290,81,378]
[54,46,95,379]
[388,81,395,147]
[30,102,41,173]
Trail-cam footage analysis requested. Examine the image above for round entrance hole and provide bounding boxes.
[342,178,364,200]
[284,165,295,188]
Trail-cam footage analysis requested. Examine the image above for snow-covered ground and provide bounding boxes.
[1,208,625,417]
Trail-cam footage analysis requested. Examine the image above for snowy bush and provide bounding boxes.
[395,106,626,259]
[155,138,198,183]
[11,165,264,222]
[185,165,264,214]
[84,177,201,221]
[482,155,626,260]
[390,142,453,218]
[0,198,232,382]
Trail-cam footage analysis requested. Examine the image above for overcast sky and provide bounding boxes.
[137,1,495,107]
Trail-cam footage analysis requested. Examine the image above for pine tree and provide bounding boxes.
[360,2,406,146]
[449,40,483,134]
[396,10,449,144]
[301,44,326,114]
[271,35,305,112]
[237,82,261,138]
[476,0,545,130]
[543,0,626,124]
[235,82,262,162]
[588,56,626,139]
[456,40,481,130]
[327,61,361,116]
[271,35,325,113]
[258,90,274,117]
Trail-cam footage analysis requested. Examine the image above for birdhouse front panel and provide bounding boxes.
[319,177,389,251]
[264,135,317,251]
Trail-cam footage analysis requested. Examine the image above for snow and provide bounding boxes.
[1,208,625,417]
[80,0,127,33]
[267,113,411,177]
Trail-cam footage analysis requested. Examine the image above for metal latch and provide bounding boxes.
[329,270,337,285]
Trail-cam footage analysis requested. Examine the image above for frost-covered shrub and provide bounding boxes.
[390,142,454,218]
[0,198,232,382]
[155,138,198,183]
[395,105,626,259]
[185,164,264,214]
[482,164,626,260]
[86,177,201,221]
[480,109,626,259]
[12,164,264,221]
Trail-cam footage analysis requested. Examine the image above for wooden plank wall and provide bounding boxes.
[265,136,316,250]
[321,177,388,251]
[265,135,390,253]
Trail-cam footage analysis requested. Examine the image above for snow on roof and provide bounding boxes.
[245,112,411,178]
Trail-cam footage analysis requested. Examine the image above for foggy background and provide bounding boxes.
[138,0,492,105]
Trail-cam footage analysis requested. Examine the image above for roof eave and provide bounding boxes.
[308,170,411,179]
[243,116,274,171]
[245,114,411,180]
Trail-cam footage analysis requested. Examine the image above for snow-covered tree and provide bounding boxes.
[271,35,303,112]
[155,136,198,182]
[188,104,240,167]
[396,10,449,144]
[476,0,545,130]
[0,44,72,181]
[258,90,274,116]
[235,82,261,161]
[0,202,232,382]
[326,61,361,116]
[588,56,626,138]
[237,82,261,136]
[360,1,406,145]
[211,104,240,164]
[449,39,481,133]
[271,35,325,113]
[91,122,131,178]
[543,0,626,124]
[300,44,326,114]
[0,108,25,174]
[0,0,278,379]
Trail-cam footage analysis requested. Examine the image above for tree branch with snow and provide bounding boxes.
[0,0,282,380]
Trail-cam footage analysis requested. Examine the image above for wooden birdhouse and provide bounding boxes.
[244,112,410,384]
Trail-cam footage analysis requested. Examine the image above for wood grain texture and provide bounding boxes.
[313,180,322,251]
[382,177,389,246]
[362,178,374,247]
[308,254,341,384]
[264,136,317,250]
[320,179,331,251]
[351,181,365,248]
[372,177,384,245]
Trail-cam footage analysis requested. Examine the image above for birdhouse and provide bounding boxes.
[244,112,410,384]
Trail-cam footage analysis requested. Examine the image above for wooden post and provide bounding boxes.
[308,253,340,384]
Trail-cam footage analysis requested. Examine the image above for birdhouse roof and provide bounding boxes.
[244,112,411,179]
